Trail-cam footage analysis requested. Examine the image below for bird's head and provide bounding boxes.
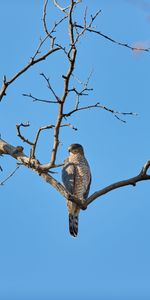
[68,143,84,155]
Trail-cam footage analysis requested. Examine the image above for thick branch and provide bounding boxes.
[0,138,150,210]
[49,0,77,167]
[0,138,82,207]
[85,168,150,208]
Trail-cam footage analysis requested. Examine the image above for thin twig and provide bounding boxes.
[40,73,60,102]
[22,93,58,104]
[31,125,55,159]
[16,122,34,145]
[0,1,67,102]
[0,165,20,186]
[61,123,78,131]
[74,24,150,52]
[42,0,67,48]
[70,71,93,109]
[0,47,60,102]
[74,10,101,45]
[63,102,138,122]
[53,0,69,13]
[43,0,52,39]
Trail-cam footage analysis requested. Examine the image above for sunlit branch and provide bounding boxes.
[0,138,150,210]
[53,0,69,13]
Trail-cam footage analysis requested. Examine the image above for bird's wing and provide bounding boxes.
[83,171,92,199]
[62,158,75,195]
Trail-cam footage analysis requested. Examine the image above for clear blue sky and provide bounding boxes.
[0,1,150,299]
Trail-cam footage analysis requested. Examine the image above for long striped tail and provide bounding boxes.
[69,214,78,237]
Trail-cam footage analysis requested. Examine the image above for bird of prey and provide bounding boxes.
[62,144,91,237]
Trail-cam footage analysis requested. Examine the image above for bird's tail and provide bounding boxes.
[69,214,78,237]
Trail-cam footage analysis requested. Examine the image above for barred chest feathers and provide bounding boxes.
[69,153,90,199]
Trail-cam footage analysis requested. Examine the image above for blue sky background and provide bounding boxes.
[0,0,150,299]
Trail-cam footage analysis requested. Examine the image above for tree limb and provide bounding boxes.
[22,93,58,104]
[48,0,77,168]
[1,1,149,216]
[85,169,150,208]
[31,125,55,159]
[63,102,137,123]
[0,47,60,102]
[74,24,150,52]
[0,138,82,207]
[0,138,150,210]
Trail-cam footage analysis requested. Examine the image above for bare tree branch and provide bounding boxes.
[16,122,34,146]
[0,138,150,210]
[74,24,150,52]
[0,1,149,225]
[0,138,81,207]
[40,73,60,102]
[60,123,78,131]
[74,9,102,45]
[43,0,53,39]
[42,0,67,48]
[85,166,150,208]
[16,122,57,161]
[47,0,78,168]
[22,93,58,104]
[0,47,60,102]
[53,0,70,13]
[140,160,150,175]
[63,102,138,122]
[0,165,20,186]
[31,125,55,159]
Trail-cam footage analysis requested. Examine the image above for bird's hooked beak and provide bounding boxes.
[68,146,72,152]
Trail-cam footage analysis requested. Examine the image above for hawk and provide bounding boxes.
[62,144,91,237]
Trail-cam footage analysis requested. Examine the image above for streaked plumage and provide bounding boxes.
[62,144,91,237]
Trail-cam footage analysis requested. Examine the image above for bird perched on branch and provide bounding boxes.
[62,144,91,237]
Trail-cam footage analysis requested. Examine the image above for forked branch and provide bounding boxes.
[0,47,60,102]
[0,1,149,211]
[64,102,137,123]
[75,24,150,52]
